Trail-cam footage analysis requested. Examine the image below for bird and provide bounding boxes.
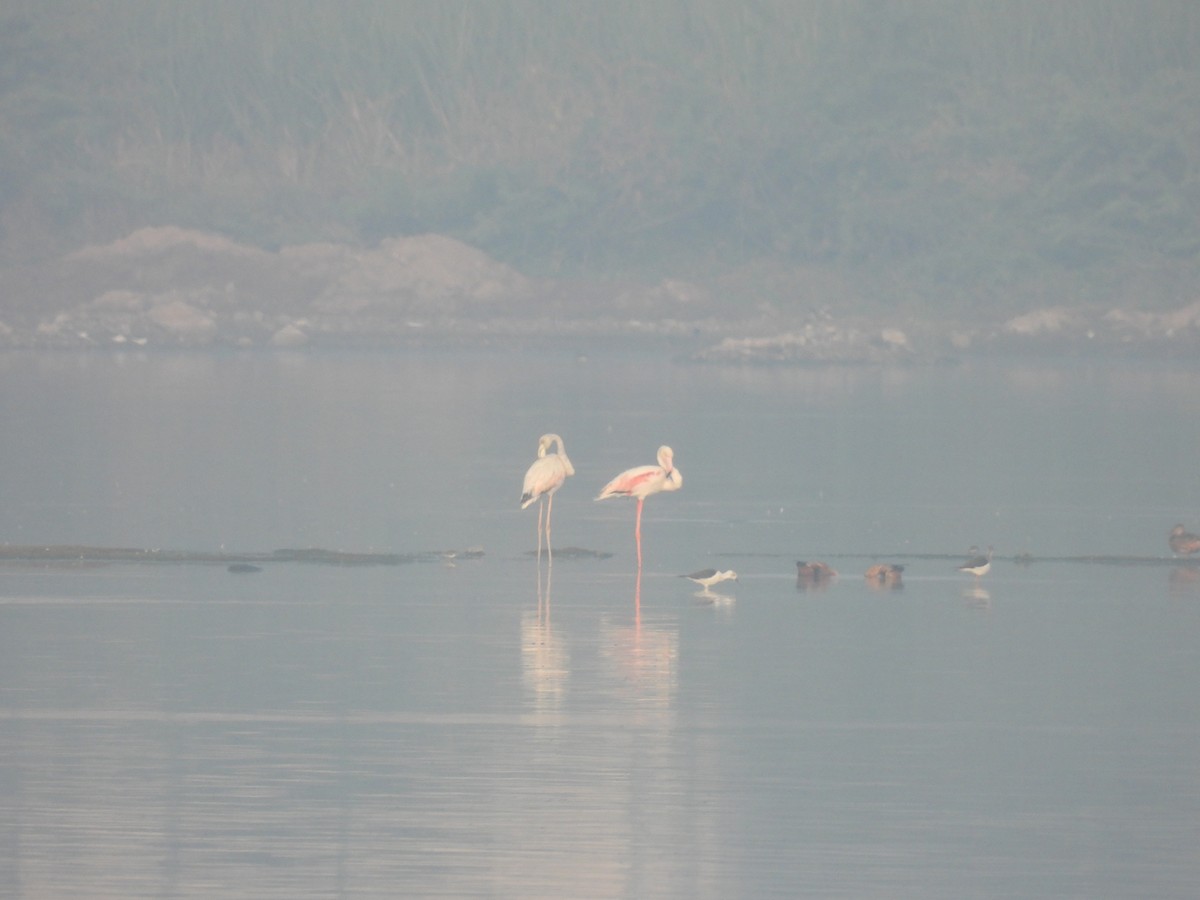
[680,568,737,589]
[1169,524,1200,556]
[864,563,904,588]
[520,434,575,563]
[595,445,682,567]
[796,560,837,586]
[957,545,993,578]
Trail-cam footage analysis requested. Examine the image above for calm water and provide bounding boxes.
[2,348,1200,898]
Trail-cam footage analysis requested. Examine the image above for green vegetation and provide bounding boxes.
[2,0,1199,315]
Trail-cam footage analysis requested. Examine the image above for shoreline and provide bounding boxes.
[3,226,1198,363]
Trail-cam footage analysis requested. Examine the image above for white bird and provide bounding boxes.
[595,445,682,568]
[680,568,738,589]
[521,433,575,563]
[957,545,993,578]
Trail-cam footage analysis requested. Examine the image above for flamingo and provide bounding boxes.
[520,433,575,563]
[595,445,682,567]
[1169,524,1200,556]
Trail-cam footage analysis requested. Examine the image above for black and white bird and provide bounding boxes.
[957,546,993,578]
[680,568,738,589]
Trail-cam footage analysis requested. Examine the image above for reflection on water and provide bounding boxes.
[1168,565,1200,597]
[599,613,679,714]
[4,351,1200,897]
[960,583,993,608]
[692,586,737,606]
[521,566,569,712]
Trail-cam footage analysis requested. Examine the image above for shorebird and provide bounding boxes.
[520,433,575,563]
[680,568,738,589]
[864,563,904,588]
[1169,524,1200,556]
[796,560,837,585]
[957,545,993,578]
[596,445,682,567]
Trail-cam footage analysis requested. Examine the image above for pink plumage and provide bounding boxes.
[596,445,682,567]
[595,445,682,501]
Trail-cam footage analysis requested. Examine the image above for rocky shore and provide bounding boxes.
[3,226,1199,362]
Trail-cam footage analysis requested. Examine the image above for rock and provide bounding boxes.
[69,225,269,262]
[1161,300,1200,333]
[7,224,1200,357]
[1003,306,1081,336]
[314,233,531,314]
[1103,311,1144,343]
[269,323,309,347]
[90,289,145,311]
[148,297,217,342]
[614,279,710,315]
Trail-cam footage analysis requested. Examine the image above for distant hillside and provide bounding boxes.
[2,1,1199,320]
[6,224,1200,362]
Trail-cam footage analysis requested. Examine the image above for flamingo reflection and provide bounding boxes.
[521,562,569,710]
[600,600,678,711]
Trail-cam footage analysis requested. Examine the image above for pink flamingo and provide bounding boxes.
[596,445,682,567]
[521,434,575,563]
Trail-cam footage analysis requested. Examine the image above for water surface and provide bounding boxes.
[2,349,1199,898]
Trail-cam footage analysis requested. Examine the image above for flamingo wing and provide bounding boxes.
[595,464,660,500]
[521,455,568,508]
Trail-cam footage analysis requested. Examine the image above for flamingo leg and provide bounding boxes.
[536,551,544,616]
[545,491,554,565]
[634,563,642,625]
[535,497,545,564]
[634,497,645,569]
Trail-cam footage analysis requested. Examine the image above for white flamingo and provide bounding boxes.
[521,433,575,563]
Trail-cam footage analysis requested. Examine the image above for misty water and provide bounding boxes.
[2,347,1200,898]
